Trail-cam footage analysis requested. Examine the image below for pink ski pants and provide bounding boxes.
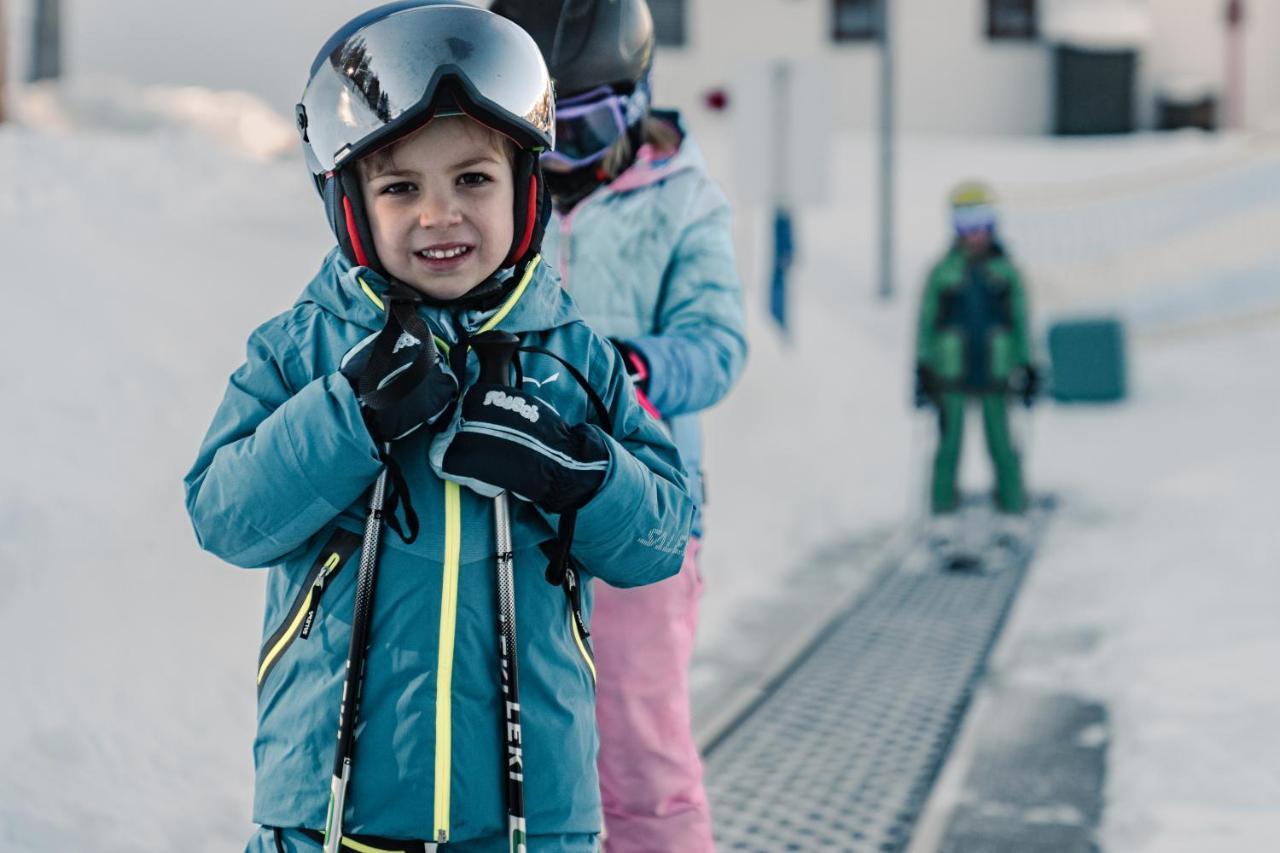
[591,538,714,852]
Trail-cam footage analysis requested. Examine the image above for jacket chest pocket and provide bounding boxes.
[256,529,363,692]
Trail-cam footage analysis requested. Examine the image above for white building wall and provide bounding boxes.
[1147,0,1280,128]
[1242,1,1280,126]
[655,0,1048,135]
[655,0,1280,135]
[897,0,1049,134]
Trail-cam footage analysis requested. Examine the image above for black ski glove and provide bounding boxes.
[1015,365,1040,408]
[340,323,458,443]
[440,383,611,513]
[914,363,940,409]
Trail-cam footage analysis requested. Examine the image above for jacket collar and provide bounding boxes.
[297,250,580,338]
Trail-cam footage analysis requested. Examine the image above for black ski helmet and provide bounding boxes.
[489,0,655,96]
[297,1,556,278]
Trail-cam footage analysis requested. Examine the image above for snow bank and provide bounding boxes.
[1002,323,1280,852]
[12,77,298,160]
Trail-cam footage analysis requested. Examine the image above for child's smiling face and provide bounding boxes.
[359,116,515,300]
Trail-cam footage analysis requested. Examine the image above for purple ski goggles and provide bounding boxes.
[541,79,650,171]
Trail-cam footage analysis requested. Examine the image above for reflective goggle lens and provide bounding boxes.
[952,203,997,235]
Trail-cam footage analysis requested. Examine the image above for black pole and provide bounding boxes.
[323,468,390,853]
[471,330,528,853]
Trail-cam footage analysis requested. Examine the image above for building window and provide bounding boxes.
[650,0,686,47]
[987,0,1037,40]
[832,0,882,43]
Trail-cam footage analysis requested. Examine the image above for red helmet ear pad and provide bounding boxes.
[326,169,387,277]
[505,151,549,267]
[342,195,372,268]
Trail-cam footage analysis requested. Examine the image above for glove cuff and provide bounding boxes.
[547,425,611,512]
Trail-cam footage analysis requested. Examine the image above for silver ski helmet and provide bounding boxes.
[297,1,556,276]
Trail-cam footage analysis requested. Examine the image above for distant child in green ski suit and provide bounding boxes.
[915,181,1038,516]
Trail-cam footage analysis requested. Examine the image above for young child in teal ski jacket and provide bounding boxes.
[183,5,693,851]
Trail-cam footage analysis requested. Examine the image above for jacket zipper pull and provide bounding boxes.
[298,569,331,640]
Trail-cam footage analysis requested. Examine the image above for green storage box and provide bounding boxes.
[1048,318,1128,402]
[1054,45,1137,135]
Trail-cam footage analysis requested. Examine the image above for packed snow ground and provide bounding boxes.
[0,82,1276,851]
[998,322,1280,853]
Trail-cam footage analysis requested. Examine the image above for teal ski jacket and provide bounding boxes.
[184,250,694,843]
[540,111,747,535]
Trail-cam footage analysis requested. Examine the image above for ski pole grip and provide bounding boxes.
[472,330,520,385]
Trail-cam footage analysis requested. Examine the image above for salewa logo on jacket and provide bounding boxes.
[637,527,687,555]
[484,389,540,423]
[524,372,560,389]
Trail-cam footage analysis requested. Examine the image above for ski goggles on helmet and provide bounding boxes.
[540,76,651,171]
[952,203,997,236]
[297,3,554,184]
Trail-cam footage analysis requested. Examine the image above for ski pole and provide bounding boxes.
[908,399,935,528]
[470,330,528,853]
[1009,390,1035,508]
[324,464,390,853]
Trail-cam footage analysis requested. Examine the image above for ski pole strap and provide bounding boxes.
[511,344,616,644]
[539,515,591,644]
[517,345,614,434]
[544,510,577,587]
[380,453,419,545]
[287,826,437,852]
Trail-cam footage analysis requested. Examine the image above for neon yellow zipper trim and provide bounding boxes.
[570,617,597,684]
[357,277,386,312]
[434,481,462,841]
[477,255,539,333]
[256,552,341,685]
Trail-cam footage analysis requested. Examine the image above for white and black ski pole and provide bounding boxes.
[471,330,528,853]
[323,465,390,853]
